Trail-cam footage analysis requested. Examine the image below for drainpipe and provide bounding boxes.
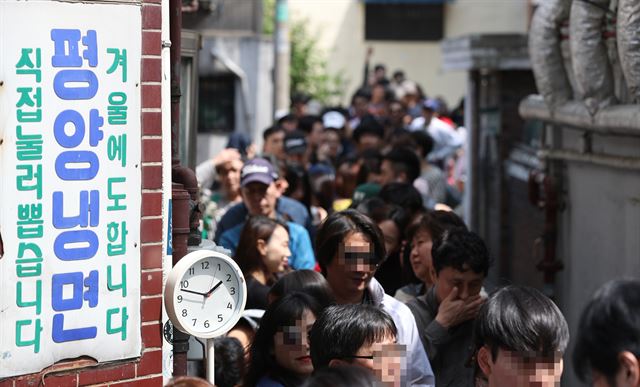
[169,0,202,376]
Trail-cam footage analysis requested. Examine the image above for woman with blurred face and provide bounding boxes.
[245,293,322,387]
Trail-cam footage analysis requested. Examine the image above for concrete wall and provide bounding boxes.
[195,34,274,165]
[288,0,528,107]
[554,130,640,386]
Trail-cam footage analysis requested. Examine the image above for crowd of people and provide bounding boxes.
[184,61,640,387]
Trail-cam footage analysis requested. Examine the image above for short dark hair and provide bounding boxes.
[473,285,569,361]
[245,292,323,387]
[309,304,397,370]
[410,131,435,159]
[379,182,423,215]
[301,365,378,387]
[263,125,284,141]
[277,113,298,127]
[351,88,371,104]
[315,210,386,275]
[352,115,384,143]
[268,270,336,309]
[407,210,467,244]
[214,337,245,387]
[431,228,491,276]
[298,115,323,134]
[355,198,409,240]
[382,147,421,183]
[573,279,640,382]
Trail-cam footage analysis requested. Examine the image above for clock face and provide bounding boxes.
[168,252,246,337]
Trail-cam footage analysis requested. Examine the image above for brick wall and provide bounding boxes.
[0,0,165,385]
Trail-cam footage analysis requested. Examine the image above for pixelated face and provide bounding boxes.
[262,225,290,274]
[264,130,285,158]
[378,220,400,257]
[325,232,377,302]
[273,309,316,377]
[434,266,484,303]
[217,159,243,194]
[351,335,406,387]
[484,348,564,387]
[410,230,434,286]
[241,182,279,218]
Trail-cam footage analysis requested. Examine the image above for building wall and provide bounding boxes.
[555,131,640,387]
[195,35,274,165]
[0,1,165,384]
[288,0,528,107]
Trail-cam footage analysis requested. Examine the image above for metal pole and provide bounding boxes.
[273,0,290,118]
[206,338,215,384]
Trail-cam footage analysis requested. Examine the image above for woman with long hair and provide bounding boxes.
[244,292,322,387]
[235,216,291,310]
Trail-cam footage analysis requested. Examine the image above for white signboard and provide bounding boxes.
[0,1,142,377]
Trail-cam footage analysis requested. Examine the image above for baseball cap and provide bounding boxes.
[240,158,278,187]
[284,131,308,155]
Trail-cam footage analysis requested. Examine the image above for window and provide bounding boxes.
[198,75,235,133]
[364,2,444,41]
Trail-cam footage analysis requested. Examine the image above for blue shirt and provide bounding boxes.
[219,221,316,270]
[214,196,312,243]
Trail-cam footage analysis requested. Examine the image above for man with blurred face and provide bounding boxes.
[217,158,315,270]
[473,285,569,387]
[309,304,405,387]
[407,228,490,386]
[315,210,435,386]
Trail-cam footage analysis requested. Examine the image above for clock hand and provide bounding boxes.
[206,280,224,297]
[180,288,207,297]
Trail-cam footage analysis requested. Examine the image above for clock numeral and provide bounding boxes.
[226,273,231,282]
[201,261,210,270]
[217,314,223,322]
[227,302,232,309]
[230,287,236,295]
[182,309,187,317]
[180,280,189,289]
[204,320,210,328]
[177,295,183,303]
[217,263,221,271]
[188,267,195,275]
[192,319,197,326]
